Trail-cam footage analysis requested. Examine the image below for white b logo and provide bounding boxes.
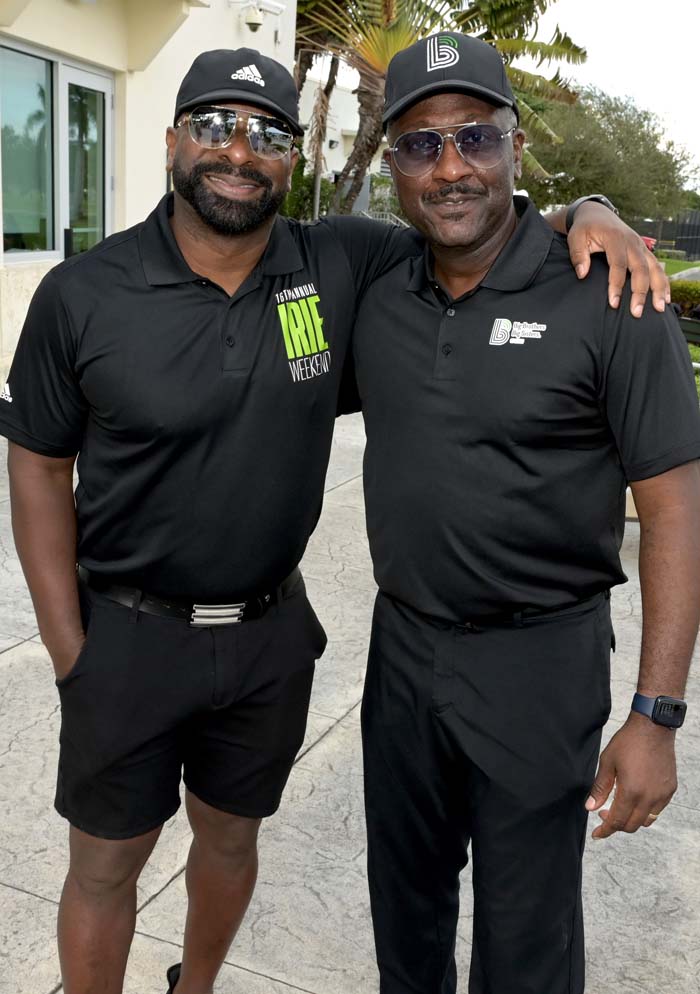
[426,35,460,73]
[489,318,511,346]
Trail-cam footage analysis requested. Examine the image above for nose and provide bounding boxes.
[218,129,256,165]
[431,134,474,184]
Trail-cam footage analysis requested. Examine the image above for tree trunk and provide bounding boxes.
[332,69,385,215]
[312,55,339,220]
[294,48,315,92]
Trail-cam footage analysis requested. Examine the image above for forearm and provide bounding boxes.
[543,206,567,235]
[8,443,83,664]
[633,470,700,697]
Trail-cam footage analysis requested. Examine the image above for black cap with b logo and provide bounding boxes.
[382,33,518,129]
[174,48,304,135]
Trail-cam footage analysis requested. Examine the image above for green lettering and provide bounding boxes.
[298,298,320,354]
[306,295,329,351]
[286,301,312,357]
[277,303,295,360]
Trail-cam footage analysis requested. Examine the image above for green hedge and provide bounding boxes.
[689,344,700,399]
[658,250,687,260]
[671,281,700,313]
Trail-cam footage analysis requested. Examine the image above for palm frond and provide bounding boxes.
[495,35,586,66]
[522,145,552,180]
[508,67,578,105]
[516,96,564,144]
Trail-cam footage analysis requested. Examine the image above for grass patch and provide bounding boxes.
[662,258,700,276]
[689,343,700,398]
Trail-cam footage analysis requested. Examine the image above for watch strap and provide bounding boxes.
[631,692,655,719]
[631,692,687,728]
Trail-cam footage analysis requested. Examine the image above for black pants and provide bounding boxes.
[361,591,613,994]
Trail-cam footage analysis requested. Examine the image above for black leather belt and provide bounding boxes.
[77,565,301,627]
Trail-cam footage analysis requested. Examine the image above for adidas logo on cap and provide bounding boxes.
[231,64,265,87]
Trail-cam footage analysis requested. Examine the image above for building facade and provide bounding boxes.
[298,74,387,181]
[0,0,297,379]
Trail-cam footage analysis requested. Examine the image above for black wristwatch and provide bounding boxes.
[631,693,687,729]
[565,194,620,233]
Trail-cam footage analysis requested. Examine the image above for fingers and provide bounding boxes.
[627,242,651,318]
[591,791,636,839]
[568,207,670,316]
[591,796,671,839]
[585,751,615,812]
[606,256,628,311]
[649,254,672,310]
[566,228,591,280]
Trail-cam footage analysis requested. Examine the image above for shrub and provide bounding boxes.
[369,176,406,221]
[670,280,700,313]
[281,155,334,221]
[688,344,700,399]
[658,249,687,260]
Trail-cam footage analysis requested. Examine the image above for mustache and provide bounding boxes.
[190,161,273,192]
[423,183,486,204]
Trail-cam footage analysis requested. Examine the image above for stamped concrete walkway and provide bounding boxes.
[0,416,699,994]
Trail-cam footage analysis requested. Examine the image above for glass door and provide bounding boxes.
[58,65,113,257]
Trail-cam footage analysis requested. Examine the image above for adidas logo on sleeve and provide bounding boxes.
[0,381,12,403]
[231,64,265,87]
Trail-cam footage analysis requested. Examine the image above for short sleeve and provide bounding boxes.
[337,347,361,416]
[600,294,700,481]
[323,215,422,297]
[0,271,87,456]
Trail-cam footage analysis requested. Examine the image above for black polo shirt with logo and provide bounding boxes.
[353,197,700,621]
[0,194,418,600]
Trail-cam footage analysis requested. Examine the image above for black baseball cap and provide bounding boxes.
[174,48,304,136]
[383,32,518,129]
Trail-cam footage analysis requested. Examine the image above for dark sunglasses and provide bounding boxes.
[389,122,516,176]
[176,105,295,160]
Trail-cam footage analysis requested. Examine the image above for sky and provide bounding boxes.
[319,0,699,190]
[502,0,699,186]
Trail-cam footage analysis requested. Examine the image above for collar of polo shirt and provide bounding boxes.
[406,196,554,296]
[138,192,304,287]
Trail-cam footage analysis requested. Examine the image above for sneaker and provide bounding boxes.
[166,963,181,993]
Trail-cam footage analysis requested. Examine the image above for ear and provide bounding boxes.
[287,147,301,192]
[512,128,525,181]
[165,126,178,173]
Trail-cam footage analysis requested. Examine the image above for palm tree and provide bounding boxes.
[297,0,586,213]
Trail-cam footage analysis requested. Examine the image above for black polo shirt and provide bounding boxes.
[0,194,418,600]
[353,197,700,621]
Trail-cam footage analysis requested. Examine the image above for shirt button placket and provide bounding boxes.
[434,306,457,380]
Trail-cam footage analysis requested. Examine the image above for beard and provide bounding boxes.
[171,159,286,235]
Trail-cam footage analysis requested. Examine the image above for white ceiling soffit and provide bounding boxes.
[0,0,32,28]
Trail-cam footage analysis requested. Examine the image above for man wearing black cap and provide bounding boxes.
[0,42,674,994]
[352,32,700,994]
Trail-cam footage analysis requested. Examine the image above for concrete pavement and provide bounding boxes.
[0,417,699,994]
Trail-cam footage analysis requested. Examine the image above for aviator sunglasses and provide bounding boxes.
[176,105,295,159]
[389,122,517,176]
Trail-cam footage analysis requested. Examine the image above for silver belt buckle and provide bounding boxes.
[190,601,246,627]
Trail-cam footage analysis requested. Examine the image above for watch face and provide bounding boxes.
[652,697,687,728]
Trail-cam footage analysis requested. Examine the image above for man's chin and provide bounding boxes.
[422,217,483,249]
[193,191,280,236]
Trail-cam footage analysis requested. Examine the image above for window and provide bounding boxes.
[0,46,54,252]
[0,43,113,260]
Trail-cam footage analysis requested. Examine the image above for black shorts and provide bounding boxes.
[55,576,327,839]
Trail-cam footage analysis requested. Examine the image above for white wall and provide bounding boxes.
[298,75,387,179]
[118,0,298,227]
[0,0,297,371]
